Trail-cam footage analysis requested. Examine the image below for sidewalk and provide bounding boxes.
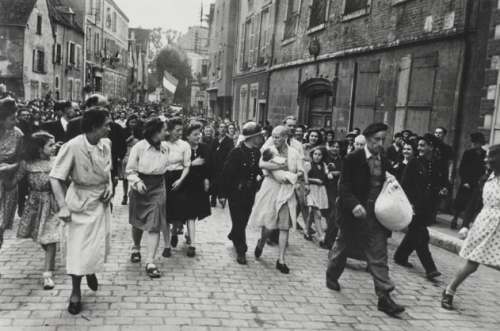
[425,214,465,255]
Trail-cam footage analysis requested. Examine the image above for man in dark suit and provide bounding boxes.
[326,123,405,315]
[219,122,263,264]
[41,100,78,145]
[340,131,357,157]
[385,132,403,163]
[210,122,234,207]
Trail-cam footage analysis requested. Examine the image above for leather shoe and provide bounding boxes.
[326,279,340,291]
[394,260,414,268]
[427,270,442,280]
[276,260,290,274]
[187,246,196,257]
[441,290,454,310]
[378,294,405,315]
[68,295,81,315]
[162,248,171,258]
[254,239,263,258]
[237,254,247,264]
[171,234,178,248]
[86,274,98,291]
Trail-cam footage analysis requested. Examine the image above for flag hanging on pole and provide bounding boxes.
[163,70,179,94]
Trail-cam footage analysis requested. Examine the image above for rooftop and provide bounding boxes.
[0,0,37,26]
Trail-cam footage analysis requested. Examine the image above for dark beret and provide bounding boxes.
[394,132,403,138]
[470,132,486,145]
[402,129,412,135]
[418,132,440,147]
[362,123,388,138]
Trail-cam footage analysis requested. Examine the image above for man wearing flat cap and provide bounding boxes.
[340,131,357,157]
[450,132,486,229]
[326,122,405,315]
[394,132,449,280]
[219,121,263,265]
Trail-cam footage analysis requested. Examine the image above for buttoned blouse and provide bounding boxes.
[126,140,170,187]
[165,139,191,171]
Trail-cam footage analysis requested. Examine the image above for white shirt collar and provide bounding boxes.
[364,145,379,160]
[393,143,400,151]
[60,117,68,132]
[83,133,104,151]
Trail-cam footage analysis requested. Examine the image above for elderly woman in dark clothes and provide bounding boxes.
[127,118,169,278]
[183,122,214,257]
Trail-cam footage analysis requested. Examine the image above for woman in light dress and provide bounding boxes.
[50,107,113,315]
[442,144,500,310]
[0,97,24,250]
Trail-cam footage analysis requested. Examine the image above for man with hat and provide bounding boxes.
[401,129,412,140]
[385,132,404,163]
[394,132,449,280]
[219,121,263,264]
[210,122,235,207]
[326,122,405,315]
[340,131,357,157]
[450,132,486,229]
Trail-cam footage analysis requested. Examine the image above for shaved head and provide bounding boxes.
[273,125,290,138]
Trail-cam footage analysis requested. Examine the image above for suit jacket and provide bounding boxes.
[210,135,235,177]
[41,119,65,142]
[385,144,402,163]
[458,148,486,189]
[337,148,392,229]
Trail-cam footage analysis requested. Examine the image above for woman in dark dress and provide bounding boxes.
[183,122,214,257]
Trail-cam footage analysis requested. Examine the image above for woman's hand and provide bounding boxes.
[458,227,469,240]
[101,185,113,203]
[204,179,210,192]
[172,179,184,191]
[332,171,340,177]
[192,157,205,166]
[136,182,147,194]
[59,206,71,223]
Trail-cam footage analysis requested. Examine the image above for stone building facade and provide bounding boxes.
[128,28,150,103]
[0,0,55,100]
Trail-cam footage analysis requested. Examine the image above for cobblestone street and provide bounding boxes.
[1,186,500,331]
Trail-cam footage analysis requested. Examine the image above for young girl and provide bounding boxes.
[304,146,332,249]
[6,131,59,289]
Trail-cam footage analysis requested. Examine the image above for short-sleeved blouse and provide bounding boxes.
[165,139,191,171]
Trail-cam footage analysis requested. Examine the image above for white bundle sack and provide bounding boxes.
[374,178,412,231]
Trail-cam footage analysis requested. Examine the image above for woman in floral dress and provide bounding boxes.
[442,144,500,310]
[7,132,59,289]
[0,97,23,250]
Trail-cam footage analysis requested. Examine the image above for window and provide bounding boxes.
[94,33,100,56]
[308,0,328,31]
[284,0,300,40]
[68,79,73,100]
[33,49,45,73]
[30,80,39,99]
[243,19,252,68]
[342,0,372,19]
[54,43,62,64]
[41,83,50,98]
[112,12,117,32]
[36,15,42,35]
[258,9,270,65]
[67,42,75,67]
[106,8,111,28]
[75,80,81,101]
[76,45,82,69]
[218,50,222,79]
[221,3,225,31]
[87,28,92,53]
[55,76,59,89]
[95,0,101,22]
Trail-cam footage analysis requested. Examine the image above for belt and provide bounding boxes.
[73,183,108,191]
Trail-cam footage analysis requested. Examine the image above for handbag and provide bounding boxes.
[374,178,412,231]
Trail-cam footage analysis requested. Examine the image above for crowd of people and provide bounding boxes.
[0,87,499,317]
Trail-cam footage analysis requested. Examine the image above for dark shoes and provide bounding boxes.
[319,241,329,250]
[86,274,98,291]
[394,259,414,268]
[162,248,171,258]
[276,260,290,274]
[121,196,127,205]
[185,235,191,245]
[237,254,247,265]
[130,252,141,263]
[68,295,81,315]
[326,279,341,291]
[145,263,161,279]
[303,233,313,241]
[378,294,405,315]
[427,270,442,280]
[450,219,458,230]
[254,239,263,258]
[171,234,178,248]
[187,246,196,257]
[441,290,454,310]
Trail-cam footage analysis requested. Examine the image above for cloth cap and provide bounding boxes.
[394,132,403,138]
[346,131,358,138]
[362,123,388,138]
[402,129,413,135]
[470,132,486,144]
[418,132,440,147]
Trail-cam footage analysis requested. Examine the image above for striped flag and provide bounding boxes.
[163,70,179,94]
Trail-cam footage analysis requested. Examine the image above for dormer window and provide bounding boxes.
[36,15,42,35]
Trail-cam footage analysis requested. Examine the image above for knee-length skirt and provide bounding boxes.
[165,170,190,224]
[129,174,167,232]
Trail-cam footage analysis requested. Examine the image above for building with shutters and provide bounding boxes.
[206,0,238,119]
[128,28,151,103]
[0,0,55,100]
[233,0,275,125]
[265,0,492,169]
[59,0,129,100]
[48,0,85,102]
[178,26,210,55]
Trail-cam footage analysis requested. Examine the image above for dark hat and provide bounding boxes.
[362,123,388,138]
[418,132,440,147]
[470,132,486,145]
[394,132,403,138]
[402,129,413,135]
[241,121,262,139]
[346,131,358,138]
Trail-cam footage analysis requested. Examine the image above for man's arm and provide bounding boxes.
[338,154,361,211]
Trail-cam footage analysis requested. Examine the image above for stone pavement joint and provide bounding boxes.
[0,184,499,330]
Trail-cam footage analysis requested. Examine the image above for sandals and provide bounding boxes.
[145,263,161,279]
[130,252,141,262]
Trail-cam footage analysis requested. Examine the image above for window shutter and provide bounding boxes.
[253,13,261,67]
[53,44,56,63]
[67,42,70,66]
[248,18,255,68]
[42,51,46,73]
[33,50,36,72]
[264,4,274,65]
[239,23,245,71]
